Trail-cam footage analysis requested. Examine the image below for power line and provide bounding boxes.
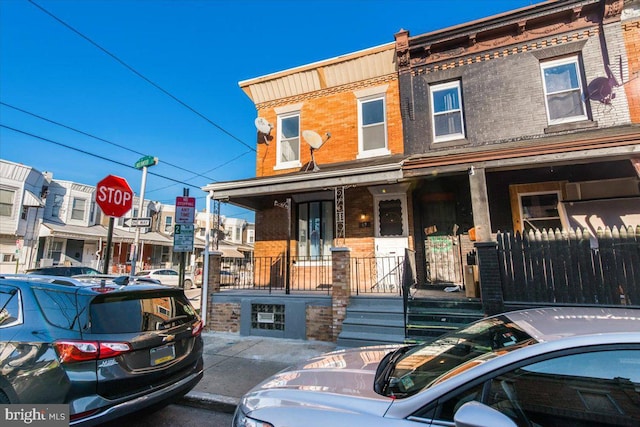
[28,0,256,153]
[0,124,203,190]
[0,101,221,182]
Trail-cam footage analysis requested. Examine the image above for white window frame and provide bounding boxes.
[71,198,86,221]
[430,80,465,142]
[0,188,16,217]
[357,94,389,159]
[518,190,565,232]
[540,56,588,125]
[164,216,173,233]
[275,112,301,170]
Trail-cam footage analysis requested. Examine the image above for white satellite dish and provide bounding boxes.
[254,117,273,144]
[302,130,331,171]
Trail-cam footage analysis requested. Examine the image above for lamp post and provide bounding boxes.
[130,155,158,278]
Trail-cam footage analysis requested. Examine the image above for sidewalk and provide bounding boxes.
[180,332,337,413]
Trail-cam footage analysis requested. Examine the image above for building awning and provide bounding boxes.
[40,222,108,240]
[23,190,44,207]
[219,246,245,258]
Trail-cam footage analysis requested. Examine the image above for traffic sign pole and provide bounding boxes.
[130,156,158,279]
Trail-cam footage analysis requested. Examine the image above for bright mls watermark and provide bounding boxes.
[2,405,68,427]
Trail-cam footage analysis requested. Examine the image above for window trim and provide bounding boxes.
[357,94,390,159]
[0,188,16,217]
[540,55,588,125]
[71,197,86,221]
[430,80,465,143]
[275,111,302,170]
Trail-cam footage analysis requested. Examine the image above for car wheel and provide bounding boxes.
[184,279,193,290]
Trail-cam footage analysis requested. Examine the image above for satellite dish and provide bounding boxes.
[254,117,273,145]
[302,130,331,171]
[302,130,324,149]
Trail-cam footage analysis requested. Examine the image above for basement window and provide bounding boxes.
[251,304,285,331]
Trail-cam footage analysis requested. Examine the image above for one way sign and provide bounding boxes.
[123,217,152,227]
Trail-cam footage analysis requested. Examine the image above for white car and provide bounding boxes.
[135,269,193,289]
[234,307,640,427]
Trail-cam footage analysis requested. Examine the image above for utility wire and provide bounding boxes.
[28,0,256,153]
[0,101,221,182]
[0,124,203,190]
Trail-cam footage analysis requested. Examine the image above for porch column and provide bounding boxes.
[204,251,222,330]
[475,241,504,316]
[468,166,492,242]
[331,247,351,342]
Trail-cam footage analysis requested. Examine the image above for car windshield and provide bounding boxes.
[382,315,535,398]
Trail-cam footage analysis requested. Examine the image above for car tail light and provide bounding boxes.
[90,286,118,293]
[54,340,132,363]
[191,320,203,337]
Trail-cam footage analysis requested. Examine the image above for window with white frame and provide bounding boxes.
[164,216,173,233]
[51,194,64,218]
[430,81,465,142]
[297,201,333,259]
[540,56,588,124]
[358,96,388,157]
[71,198,86,220]
[276,113,300,168]
[0,189,15,217]
[519,191,562,232]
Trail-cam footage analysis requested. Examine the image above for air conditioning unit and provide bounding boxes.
[565,177,640,201]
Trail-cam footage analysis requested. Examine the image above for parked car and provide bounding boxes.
[135,269,194,289]
[26,265,102,276]
[0,274,204,426]
[234,307,640,427]
[194,269,239,287]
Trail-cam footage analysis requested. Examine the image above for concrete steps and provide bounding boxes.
[336,296,406,348]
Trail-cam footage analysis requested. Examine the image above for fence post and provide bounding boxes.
[475,241,504,316]
[204,251,222,330]
[331,247,351,342]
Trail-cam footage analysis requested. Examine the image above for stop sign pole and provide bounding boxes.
[96,175,134,274]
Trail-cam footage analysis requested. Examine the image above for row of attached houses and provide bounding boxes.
[0,158,254,275]
[201,0,640,345]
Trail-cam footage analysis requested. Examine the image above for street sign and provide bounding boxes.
[123,217,152,227]
[96,175,133,217]
[134,155,158,170]
[173,224,194,252]
[175,196,196,224]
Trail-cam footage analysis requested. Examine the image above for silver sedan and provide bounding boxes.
[233,307,640,427]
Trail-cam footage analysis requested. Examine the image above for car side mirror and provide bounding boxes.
[454,401,517,427]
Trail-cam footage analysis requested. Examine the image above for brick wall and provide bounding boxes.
[255,77,402,178]
[623,18,640,123]
[306,305,333,341]
[209,302,240,333]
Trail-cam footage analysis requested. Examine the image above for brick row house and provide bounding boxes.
[204,0,639,343]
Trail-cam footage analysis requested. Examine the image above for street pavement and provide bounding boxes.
[180,331,337,413]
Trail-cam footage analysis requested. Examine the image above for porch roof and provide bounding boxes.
[202,154,407,210]
[40,221,173,246]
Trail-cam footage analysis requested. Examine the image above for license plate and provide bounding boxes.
[150,344,176,366]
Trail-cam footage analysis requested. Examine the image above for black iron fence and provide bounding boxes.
[497,226,640,306]
[213,254,406,295]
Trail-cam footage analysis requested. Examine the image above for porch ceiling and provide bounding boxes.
[202,155,407,210]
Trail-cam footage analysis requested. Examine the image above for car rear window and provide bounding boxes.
[89,290,198,334]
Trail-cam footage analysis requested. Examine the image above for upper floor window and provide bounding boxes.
[276,113,300,169]
[540,56,587,124]
[358,96,388,158]
[71,198,86,220]
[51,194,64,218]
[0,189,15,217]
[164,216,173,233]
[431,80,465,142]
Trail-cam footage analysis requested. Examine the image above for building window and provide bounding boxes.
[235,227,241,242]
[358,96,388,158]
[251,304,285,331]
[541,56,587,124]
[164,216,173,233]
[430,81,465,142]
[51,194,64,218]
[21,206,28,220]
[2,254,17,263]
[276,113,300,169]
[297,201,333,259]
[248,230,255,244]
[71,198,86,220]
[519,191,562,232]
[0,189,15,217]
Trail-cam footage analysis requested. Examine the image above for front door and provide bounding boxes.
[374,237,408,292]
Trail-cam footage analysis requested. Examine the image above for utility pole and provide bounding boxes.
[131,156,158,279]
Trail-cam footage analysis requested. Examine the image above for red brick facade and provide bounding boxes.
[622,18,640,123]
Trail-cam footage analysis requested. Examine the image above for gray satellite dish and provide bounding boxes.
[302,130,331,171]
[254,117,273,144]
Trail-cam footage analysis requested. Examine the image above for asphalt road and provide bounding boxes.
[98,403,233,427]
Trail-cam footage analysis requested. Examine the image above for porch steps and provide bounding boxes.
[406,298,484,342]
[336,296,406,348]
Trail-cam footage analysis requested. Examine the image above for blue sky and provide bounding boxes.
[0,0,537,219]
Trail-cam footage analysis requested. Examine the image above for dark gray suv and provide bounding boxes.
[0,275,204,426]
